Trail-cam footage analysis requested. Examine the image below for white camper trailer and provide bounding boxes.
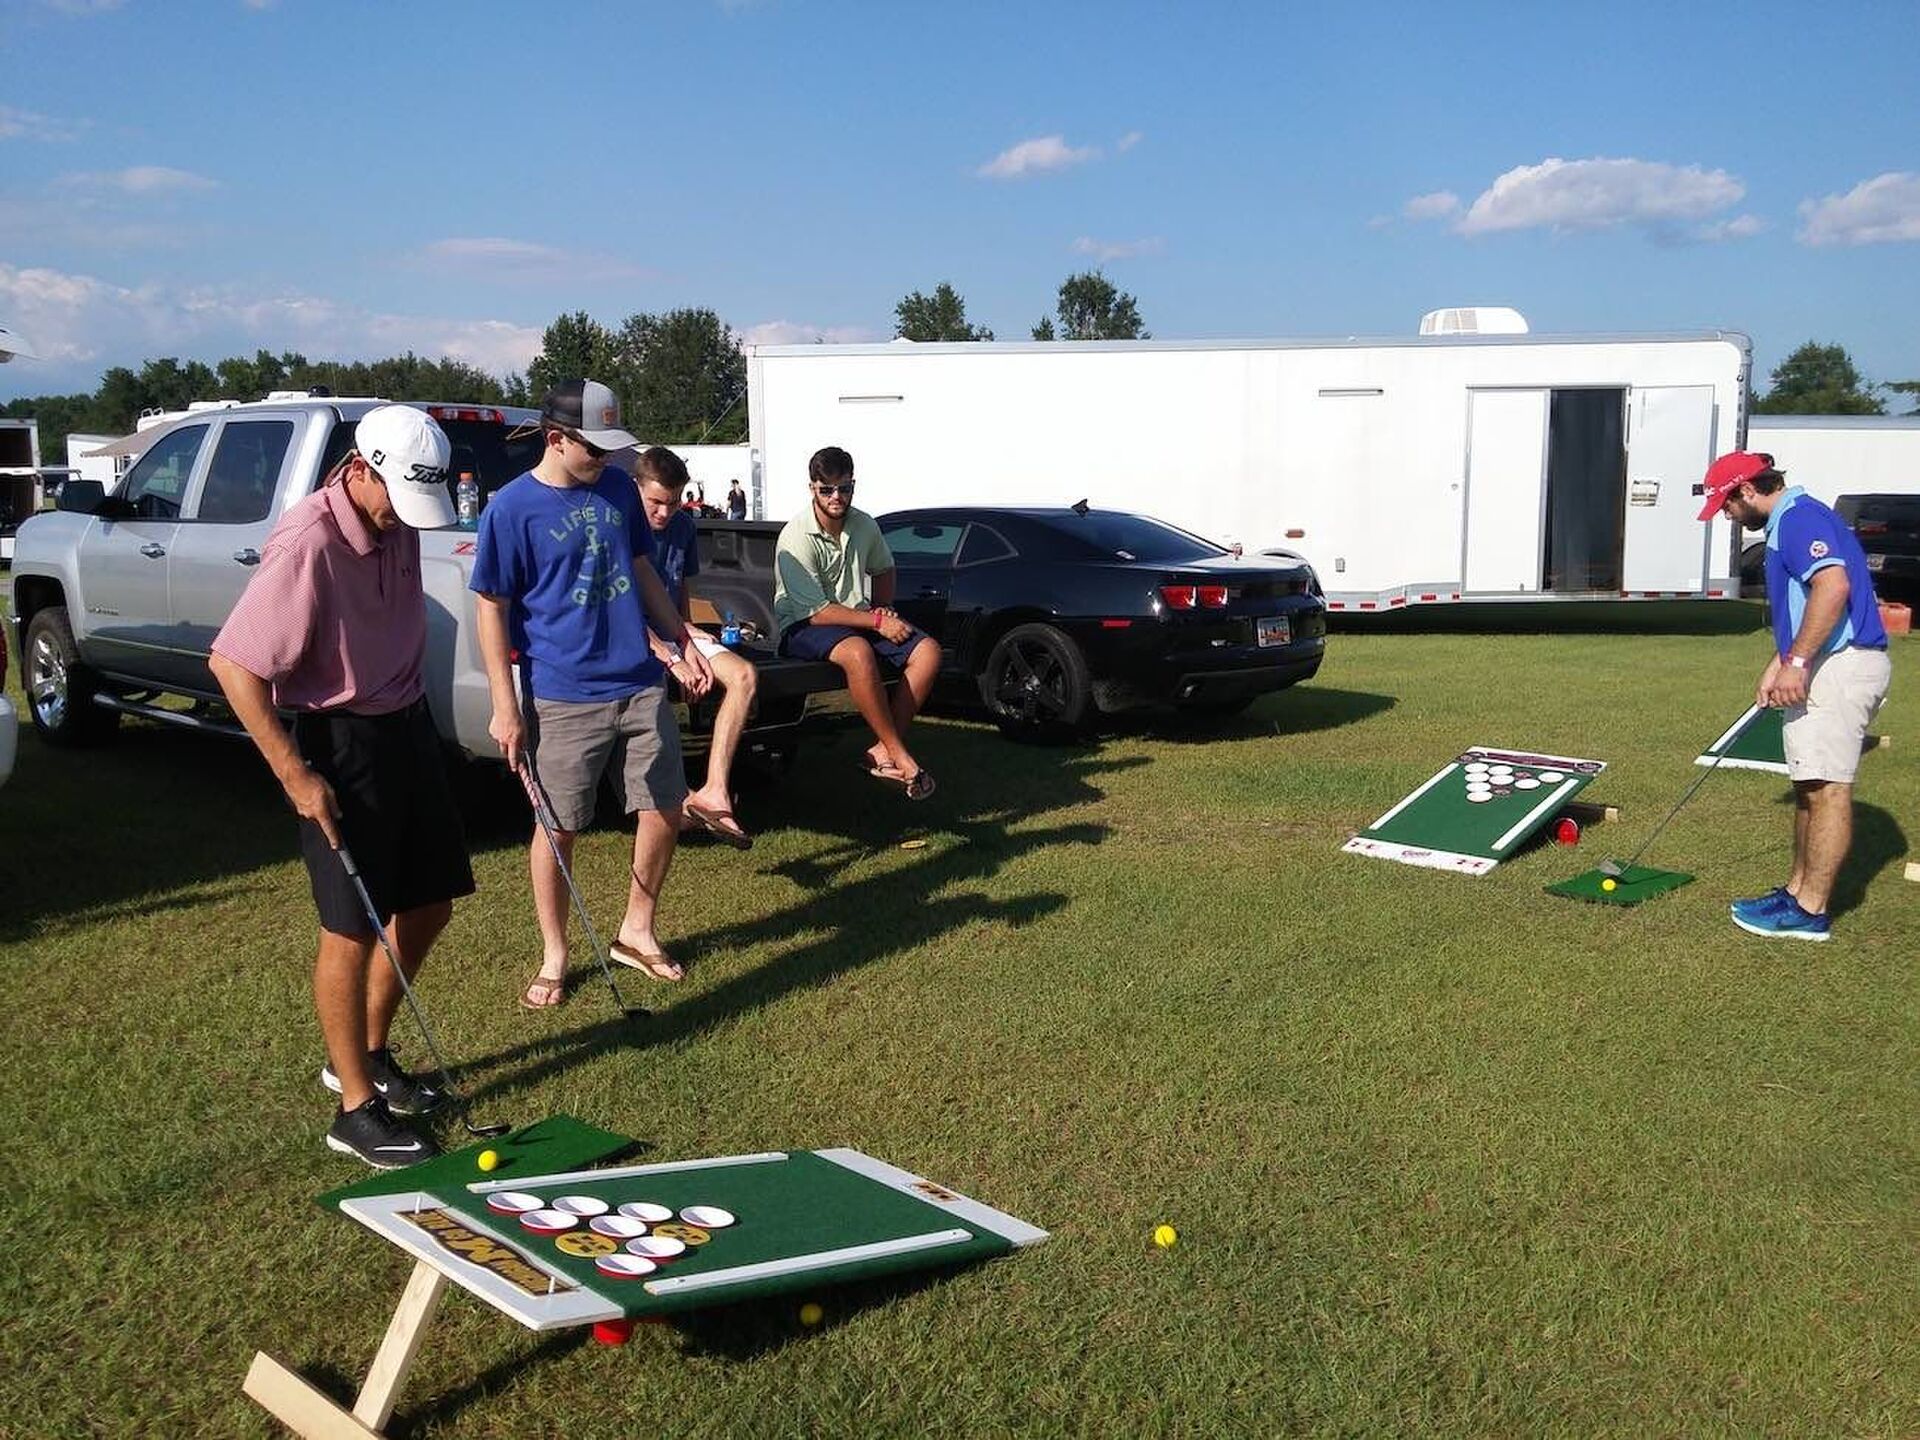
[746,331,1751,612]
[1747,415,1920,508]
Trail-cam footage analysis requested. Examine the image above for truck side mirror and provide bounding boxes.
[56,479,105,514]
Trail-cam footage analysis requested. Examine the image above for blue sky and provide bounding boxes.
[2,0,1916,402]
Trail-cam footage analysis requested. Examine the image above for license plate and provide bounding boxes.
[1866,553,1885,571]
[1256,615,1291,647]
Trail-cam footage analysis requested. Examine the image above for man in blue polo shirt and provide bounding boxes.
[1699,450,1892,941]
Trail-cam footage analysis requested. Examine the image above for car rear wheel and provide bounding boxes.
[23,605,118,746]
[981,623,1092,741]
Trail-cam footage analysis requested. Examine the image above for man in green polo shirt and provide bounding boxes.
[773,445,940,799]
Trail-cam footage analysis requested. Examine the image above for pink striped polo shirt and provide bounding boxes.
[211,479,426,713]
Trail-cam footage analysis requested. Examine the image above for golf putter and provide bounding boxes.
[515,756,651,1021]
[334,845,511,1139]
[1598,730,1742,879]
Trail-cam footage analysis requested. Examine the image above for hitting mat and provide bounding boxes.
[1545,865,1695,907]
[317,1114,636,1213]
[1343,747,1606,876]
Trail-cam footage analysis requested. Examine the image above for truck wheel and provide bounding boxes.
[23,606,118,746]
[981,623,1092,741]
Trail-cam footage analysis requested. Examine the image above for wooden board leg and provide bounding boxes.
[351,1259,449,1431]
[244,1259,448,1440]
[1904,860,1918,883]
[243,1352,385,1440]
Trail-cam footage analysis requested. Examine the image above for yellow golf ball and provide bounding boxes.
[1601,878,1617,893]
[476,1149,500,1172]
[799,1302,824,1327]
[1153,1224,1178,1249]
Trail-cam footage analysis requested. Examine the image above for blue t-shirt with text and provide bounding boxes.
[650,508,701,601]
[1764,487,1887,656]
[469,468,664,702]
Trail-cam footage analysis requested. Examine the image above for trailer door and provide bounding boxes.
[1463,389,1548,593]
[1622,385,1715,592]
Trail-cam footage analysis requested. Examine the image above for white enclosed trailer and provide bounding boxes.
[746,332,1751,611]
[1747,415,1920,507]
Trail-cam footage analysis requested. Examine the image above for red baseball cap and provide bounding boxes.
[1697,451,1776,521]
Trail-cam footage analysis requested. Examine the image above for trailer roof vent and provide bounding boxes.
[1419,307,1529,336]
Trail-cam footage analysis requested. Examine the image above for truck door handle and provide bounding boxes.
[232,548,261,565]
[918,586,943,598]
[139,542,166,559]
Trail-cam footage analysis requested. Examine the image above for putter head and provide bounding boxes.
[466,1120,512,1139]
[1597,859,1625,878]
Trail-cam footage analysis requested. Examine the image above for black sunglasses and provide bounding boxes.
[557,428,608,460]
[815,482,855,497]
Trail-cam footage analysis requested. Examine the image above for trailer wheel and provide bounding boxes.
[981,623,1092,741]
[23,605,118,746]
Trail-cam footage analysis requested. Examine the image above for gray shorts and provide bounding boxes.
[1782,645,1892,784]
[527,686,686,830]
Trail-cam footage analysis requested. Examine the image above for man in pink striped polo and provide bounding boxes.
[210,405,475,1169]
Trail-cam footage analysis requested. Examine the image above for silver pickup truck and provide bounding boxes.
[9,396,847,763]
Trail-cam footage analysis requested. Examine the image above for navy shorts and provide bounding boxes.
[293,699,476,938]
[780,622,928,668]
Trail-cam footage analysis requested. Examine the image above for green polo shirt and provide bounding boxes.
[772,505,895,635]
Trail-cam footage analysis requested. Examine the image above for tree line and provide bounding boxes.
[6,278,1914,468]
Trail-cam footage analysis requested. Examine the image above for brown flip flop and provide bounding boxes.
[609,942,685,982]
[519,971,567,1009]
[686,800,753,851]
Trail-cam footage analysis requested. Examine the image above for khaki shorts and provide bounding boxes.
[1782,646,1891,784]
[527,686,686,830]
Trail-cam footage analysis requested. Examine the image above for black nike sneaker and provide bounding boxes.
[319,1048,445,1116]
[325,1095,440,1169]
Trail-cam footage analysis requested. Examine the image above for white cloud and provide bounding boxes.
[1797,172,1920,247]
[0,104,83,142]
[0,261,542,379]
[1454,157,1745,237]
[1116,130,1143,153]
[738,320,883,347]
[415,236,652,283]
[1070,235,1164,262]
[1694,213,1767,243]
[1403,190,1461,221]
[58,165,218,195]
[976,134,1099,180]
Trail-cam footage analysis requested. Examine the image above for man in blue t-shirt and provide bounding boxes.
[633,447,759,849]
[471,380,714,1007]
[1699,450,1892,942]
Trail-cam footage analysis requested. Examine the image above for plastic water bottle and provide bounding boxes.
[456,471,479,529]
[720,609,742,647]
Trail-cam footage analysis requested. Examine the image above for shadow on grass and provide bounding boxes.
[1759,798,1907,920]
[1107,684,1395,745]
[456,730,1129,1104]
[1333,598,1768,637]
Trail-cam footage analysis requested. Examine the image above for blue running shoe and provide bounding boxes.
[1732,900,1831,942]
[1730,887,1793,920]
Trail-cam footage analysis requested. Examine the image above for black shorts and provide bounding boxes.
[293,699,476,938]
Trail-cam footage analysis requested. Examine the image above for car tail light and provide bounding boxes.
[1856,521,1888,535]
[425,406,506,425]
[1197,585,1228,608]
[1159,585,1197,609]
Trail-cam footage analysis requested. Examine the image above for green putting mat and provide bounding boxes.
[318,1114,636,1213]
[1546,865,1694,907]
[1343,746,1606,876]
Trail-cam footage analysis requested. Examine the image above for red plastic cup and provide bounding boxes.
[1554,818,1580,846]
[593,1319,635,1346]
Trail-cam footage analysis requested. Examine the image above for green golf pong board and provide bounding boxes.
[1694,704,1787,774]
[340,1147,1047,1329]
[1342,746,1606,876]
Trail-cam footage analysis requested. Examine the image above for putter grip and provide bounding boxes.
[336,846,359,879]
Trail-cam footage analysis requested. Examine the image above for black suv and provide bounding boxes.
[1836,493,1920,602]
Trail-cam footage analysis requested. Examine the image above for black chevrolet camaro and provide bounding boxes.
[875,505,1328,738]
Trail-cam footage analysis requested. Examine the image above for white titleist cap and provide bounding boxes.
[355,405,455,529]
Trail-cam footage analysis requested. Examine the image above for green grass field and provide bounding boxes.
[4,607,1917,1437]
